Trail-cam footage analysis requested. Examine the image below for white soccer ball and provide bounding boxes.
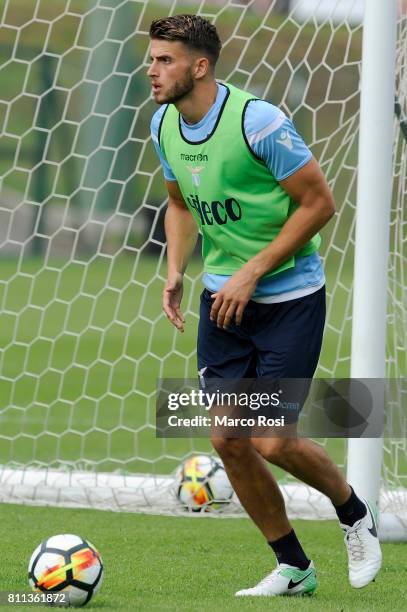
[175,454,234,511]
[28,534,103,607]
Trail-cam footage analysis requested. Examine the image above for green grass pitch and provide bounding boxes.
[0,503,404,611]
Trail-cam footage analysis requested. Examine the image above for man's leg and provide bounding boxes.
[210,436,292,541]
[199,290,316,596]
[250,435,381,588]
[250,286,381,589]
[211,434,317,597]
[251,287,358,513]
[251,436,351,506]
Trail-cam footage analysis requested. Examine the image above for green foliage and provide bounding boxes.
[0,1,362,210]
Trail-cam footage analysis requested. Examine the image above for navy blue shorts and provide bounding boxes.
[197,286,326,422]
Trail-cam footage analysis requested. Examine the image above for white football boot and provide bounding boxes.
[235,560,317,597]
[340,498,382,588]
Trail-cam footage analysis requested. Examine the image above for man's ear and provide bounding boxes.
[193,56,210,79]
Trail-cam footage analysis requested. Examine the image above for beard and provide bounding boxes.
[158,69,194,104]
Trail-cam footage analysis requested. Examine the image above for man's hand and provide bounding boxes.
[163,273,185,332]
[210,266,258,329]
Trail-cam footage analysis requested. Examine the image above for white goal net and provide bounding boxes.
[0,0,405,539]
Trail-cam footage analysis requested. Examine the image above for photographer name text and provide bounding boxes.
[167,414,285,427]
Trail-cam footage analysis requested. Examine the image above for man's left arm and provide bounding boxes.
[210,158,335,328]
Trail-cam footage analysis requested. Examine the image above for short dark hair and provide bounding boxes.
[149,14,222,69]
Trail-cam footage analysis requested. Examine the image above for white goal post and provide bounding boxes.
[347,0,397,512]
[0,0,406,541]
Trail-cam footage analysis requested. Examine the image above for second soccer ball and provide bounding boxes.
[174,455,234,512]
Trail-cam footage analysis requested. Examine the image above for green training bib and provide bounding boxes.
[159,82,320,277]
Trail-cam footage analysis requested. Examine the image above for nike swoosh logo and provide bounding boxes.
[367,503,378,537]
[288,570,313,589]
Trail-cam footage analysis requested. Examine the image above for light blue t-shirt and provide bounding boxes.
[151,83,325,302]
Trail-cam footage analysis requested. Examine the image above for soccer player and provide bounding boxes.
[148,14,382,597]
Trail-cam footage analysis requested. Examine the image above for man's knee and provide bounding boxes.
[210,436,251,460]
[254,437,299,466]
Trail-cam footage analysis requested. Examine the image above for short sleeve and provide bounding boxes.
[244,100,312,182]
[150,106,177,182]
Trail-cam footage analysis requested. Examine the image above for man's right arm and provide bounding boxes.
[165,180,198,279]
[150,109,198,330]
[163,180,198,332]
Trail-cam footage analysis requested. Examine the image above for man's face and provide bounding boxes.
[147,39,195,104]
